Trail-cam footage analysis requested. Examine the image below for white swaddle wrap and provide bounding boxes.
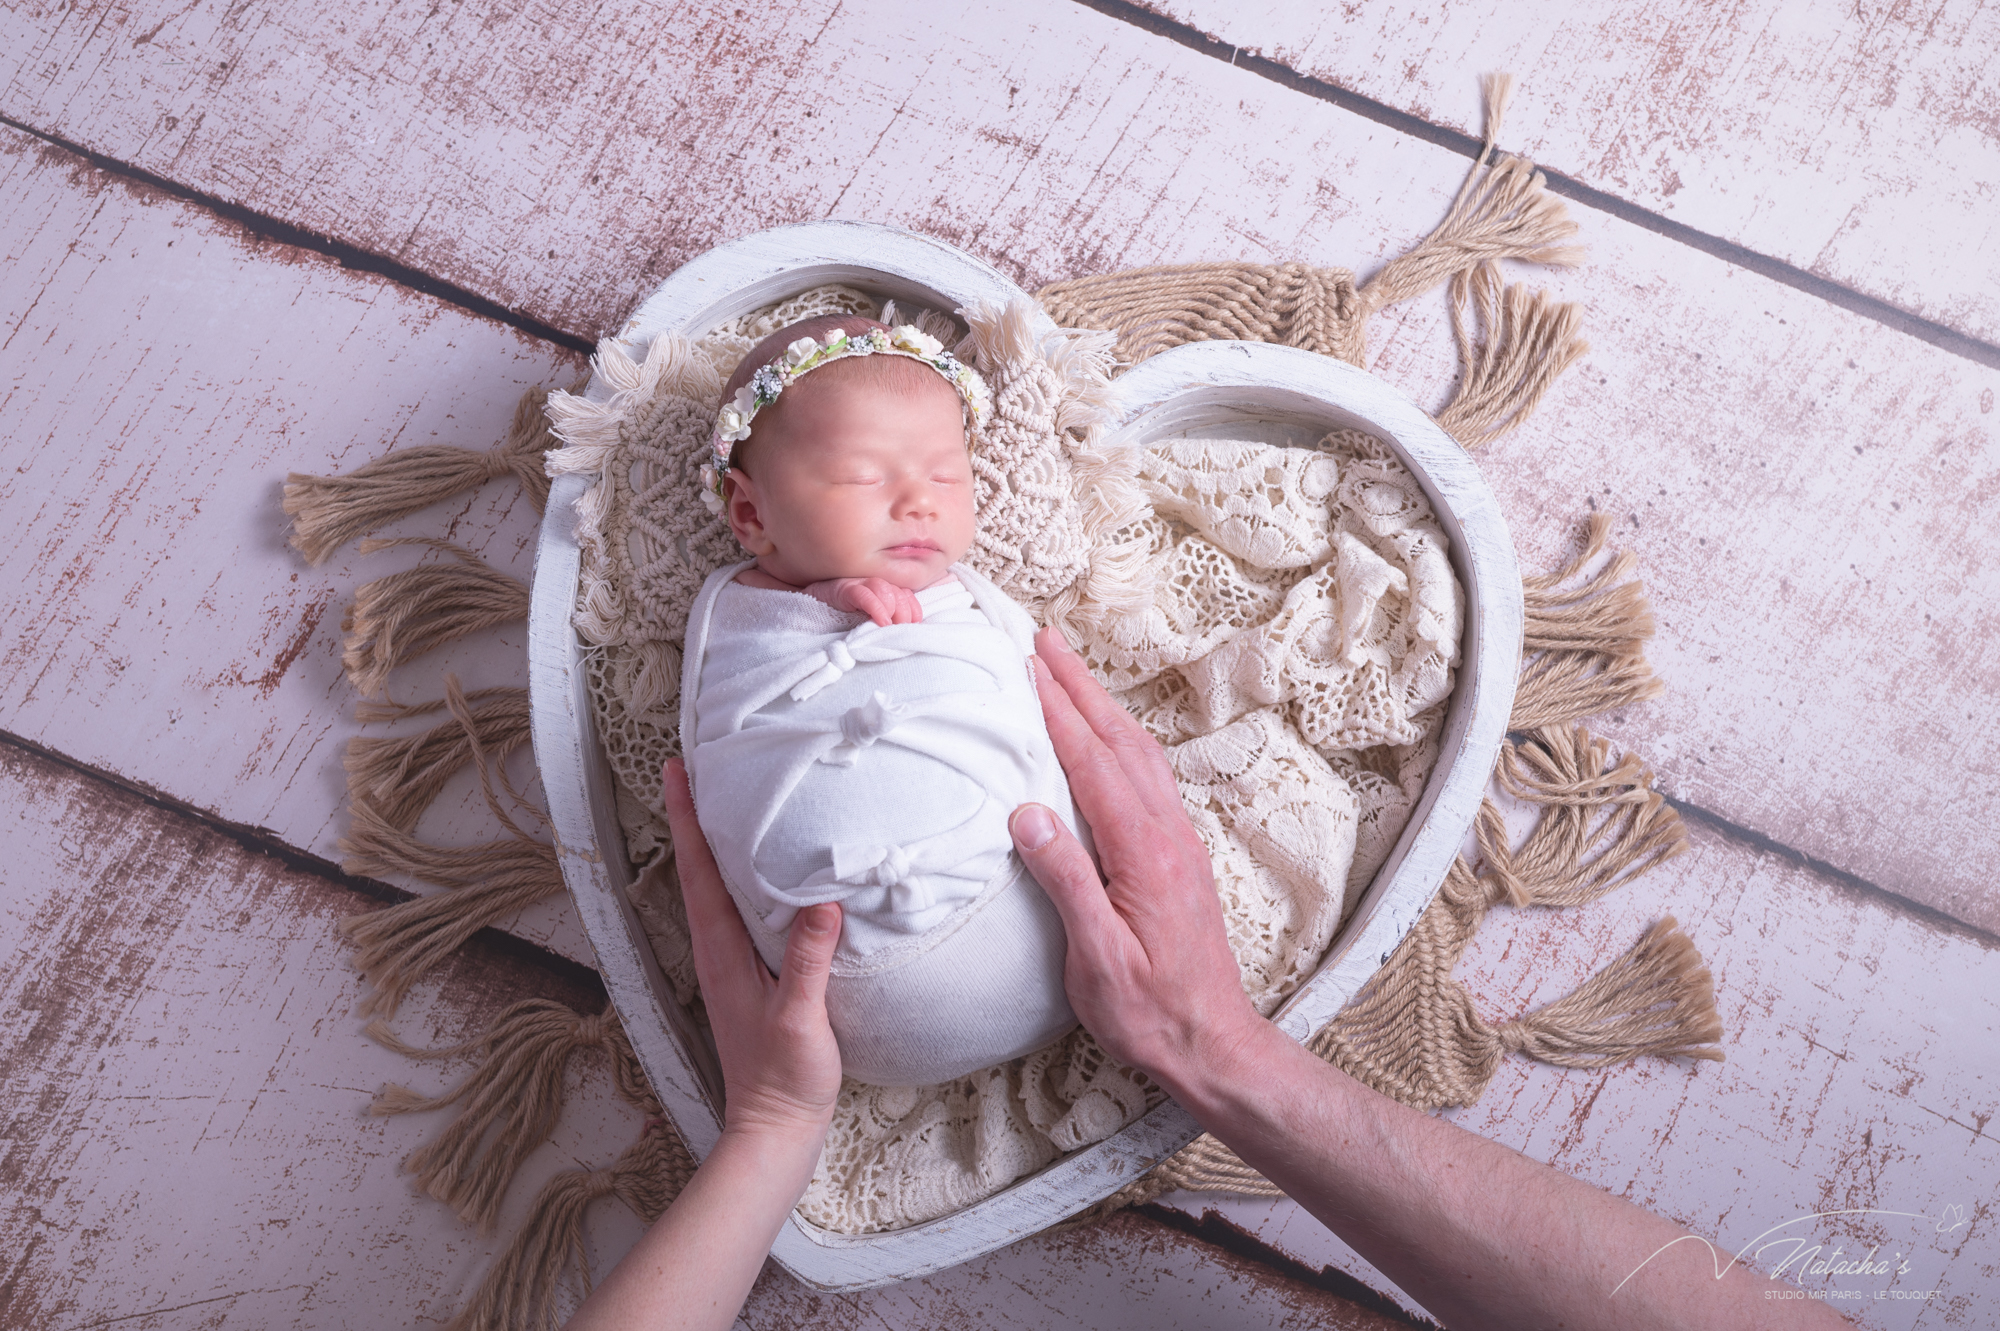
[680,560,1082,1085]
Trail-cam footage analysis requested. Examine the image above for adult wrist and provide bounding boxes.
[1145,1008,1299,1124]
[1128,999,1280,1111]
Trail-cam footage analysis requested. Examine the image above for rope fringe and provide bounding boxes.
[444,1030,698,1331]
[367,1000,619,1232]
[1358,73,1585,320]
[284,388,559,565]
[1302,712,1708,1118]
[1512,514,1665,730]
[344,682,532,832]
[342,539,530,698]
[1497,916,1726,1068]
[337,806,564,1020]
[1479,726,1688,910]
[1436,261,1589,447]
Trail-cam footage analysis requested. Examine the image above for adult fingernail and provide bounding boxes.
[1012,804,1057,851]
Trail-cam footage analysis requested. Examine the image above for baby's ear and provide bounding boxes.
[723,471,775,555]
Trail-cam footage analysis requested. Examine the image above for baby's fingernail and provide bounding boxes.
[1011,804,1058,851]
[804,904,839,934]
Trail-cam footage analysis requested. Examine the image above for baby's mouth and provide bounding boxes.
[884,539,941,557]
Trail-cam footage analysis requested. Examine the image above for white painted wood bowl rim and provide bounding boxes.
[528,220,1521,1290]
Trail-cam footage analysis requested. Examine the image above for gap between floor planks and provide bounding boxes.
[6,2,1998,376]
[0,725,609,995]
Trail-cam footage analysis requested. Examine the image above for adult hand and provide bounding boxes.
[662,758,844,1139]
[1007,627,1269,1097]
[572,769,845,1331]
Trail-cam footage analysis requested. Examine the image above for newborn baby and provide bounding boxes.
[678,314,1084,1086]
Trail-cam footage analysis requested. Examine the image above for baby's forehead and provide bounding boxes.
[767,365,969,448]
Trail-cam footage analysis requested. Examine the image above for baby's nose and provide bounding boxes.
[891,477,939,516]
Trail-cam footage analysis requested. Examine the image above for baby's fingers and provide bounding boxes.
[848,583,895,626]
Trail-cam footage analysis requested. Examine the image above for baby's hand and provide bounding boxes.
[808,577,924,626]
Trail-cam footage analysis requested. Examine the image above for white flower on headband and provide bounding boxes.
[891,326,944,358]
[716,402,752,445]
[781,336,820,369]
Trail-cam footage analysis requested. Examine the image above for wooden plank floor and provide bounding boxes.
[2,2,1993,1327]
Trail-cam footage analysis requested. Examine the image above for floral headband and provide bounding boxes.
[699,324,993,514]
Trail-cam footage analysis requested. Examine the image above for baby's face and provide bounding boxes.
[724,369,975,592]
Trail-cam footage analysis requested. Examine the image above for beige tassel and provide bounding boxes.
[1512,514,1665,730]
[1358,73,1585,319]
[284,388,558,565]
[342,539,530,699]
[1497,917,1725,1067]
[367,1000,619,1232]
[1478,726,1688,910]
[345,681,532,832]
[443,1120,696,1331]
[337,807,564,1020]
[1436,260,1589,447]
[443,1033,697,1331]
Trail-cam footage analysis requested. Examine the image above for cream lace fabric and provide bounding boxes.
[543,287,1461,1234]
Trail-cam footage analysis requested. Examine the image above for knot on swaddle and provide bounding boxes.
[790,627,921,702]
[833,843,929,909]
[791,637,860,700]
[824,692,905,766]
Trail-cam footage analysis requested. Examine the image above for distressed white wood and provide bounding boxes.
[1138,0,2000,346]
[0,124,595,965]
[4,0,1994,935]
[5,0,1997,1319]
[1161,817,2000,1328]
[531,221,1520,1288]
[0,741,646,1330]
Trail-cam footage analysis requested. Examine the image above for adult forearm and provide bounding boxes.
[1160,1024,1844,1331]
[566,1124,822,1331]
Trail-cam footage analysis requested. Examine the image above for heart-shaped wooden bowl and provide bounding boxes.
[528,221,1521,1290]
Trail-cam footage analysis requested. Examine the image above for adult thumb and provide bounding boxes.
[776,902,840,1014]
[1010,804,1120,941]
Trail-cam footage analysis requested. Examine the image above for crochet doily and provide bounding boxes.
[543,286,1461,1234]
